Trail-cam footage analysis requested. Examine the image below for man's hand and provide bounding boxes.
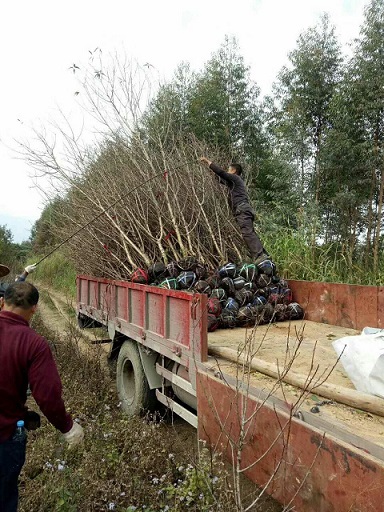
[200,156,212,167]
[63,422,84,448]
[24,263,37,274]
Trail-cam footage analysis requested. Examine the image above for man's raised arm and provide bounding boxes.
[200,157,238,183]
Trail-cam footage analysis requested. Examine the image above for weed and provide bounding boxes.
[161,447,226,511]
[38,290,57,310]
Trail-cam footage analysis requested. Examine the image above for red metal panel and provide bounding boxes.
[99,282,113,318]
[89,281,99,309]
[288,280,381,330]
[116,284,128,321]
[377,287,384,329]
[197,370,384,512]
[76,275,208,363]
[334,283,356,328]
[288,281,326,324]
[316,282,339,325]
[167,296,191,348]
[146,291,165,338]
[77,277,89,306]
[345,284,377,329]
[129,288,144,328]
[192,294,208,364]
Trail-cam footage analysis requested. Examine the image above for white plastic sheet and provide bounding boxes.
[332,328,384,398]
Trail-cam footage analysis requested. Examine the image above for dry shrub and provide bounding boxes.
[55,137,246,280]
[19,58,248,280]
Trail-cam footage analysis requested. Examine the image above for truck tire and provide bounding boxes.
[116,340,157,416]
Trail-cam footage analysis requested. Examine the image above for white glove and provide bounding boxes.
[62,422,84,448]
[24,263,37,274]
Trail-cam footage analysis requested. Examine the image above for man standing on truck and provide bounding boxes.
[0,282,84,512]
[200,157,269,263]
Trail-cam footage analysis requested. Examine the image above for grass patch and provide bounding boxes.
[62,302,77,320]
[38,290,57,311]
[28,250,77,298]
[262,228,384,285]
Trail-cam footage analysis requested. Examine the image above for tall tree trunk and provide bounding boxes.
[365,167,376,265]
[314,154,320,205]
[314,121,323,205]
[365,127,380,265]
[300,152,305,206]
[324,208,330,244]
[373,165,384,273]
[349,207,357,270]
[372,124,382,273]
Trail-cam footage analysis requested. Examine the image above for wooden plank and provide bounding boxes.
[298,409,384,462]
[202,365,384,463]
[209,345,384,418]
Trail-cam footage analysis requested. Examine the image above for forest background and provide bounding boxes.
[2,0,384,293]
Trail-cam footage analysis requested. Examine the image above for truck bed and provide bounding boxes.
[206,320,384,448]
[77,275,384,510]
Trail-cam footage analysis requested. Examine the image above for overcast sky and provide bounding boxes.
[0,0,367,242]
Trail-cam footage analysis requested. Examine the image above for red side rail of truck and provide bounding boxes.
[77,275,384,512]
[77,274,208,363]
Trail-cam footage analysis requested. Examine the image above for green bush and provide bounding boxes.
[28,250,77,297]
[262,226,384,286]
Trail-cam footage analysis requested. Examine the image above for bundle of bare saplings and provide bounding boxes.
[130,257,304,332]
[42,138,303,327]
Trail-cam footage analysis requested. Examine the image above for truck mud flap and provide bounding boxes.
[77,312,103,329]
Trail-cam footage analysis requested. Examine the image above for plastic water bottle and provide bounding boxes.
[13,420,26,442]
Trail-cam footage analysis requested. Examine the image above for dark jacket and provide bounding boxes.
[209,163,251,213]
[0,274,25,299]
[0,311,72,442]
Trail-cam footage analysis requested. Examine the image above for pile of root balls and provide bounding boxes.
[130,257,304,332]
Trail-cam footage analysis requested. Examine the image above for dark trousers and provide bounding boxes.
[235,209,266,261]
[0,437,26,512]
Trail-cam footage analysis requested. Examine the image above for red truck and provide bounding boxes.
[77,275,384,512]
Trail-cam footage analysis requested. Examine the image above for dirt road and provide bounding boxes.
[35,285,111,359]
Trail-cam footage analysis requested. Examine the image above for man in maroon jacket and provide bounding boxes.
[0,281,84,512]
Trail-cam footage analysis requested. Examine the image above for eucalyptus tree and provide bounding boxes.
[345,0,384,270]
[272,14,342,206]
[187,36,265,166]
[319,0,384,270]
